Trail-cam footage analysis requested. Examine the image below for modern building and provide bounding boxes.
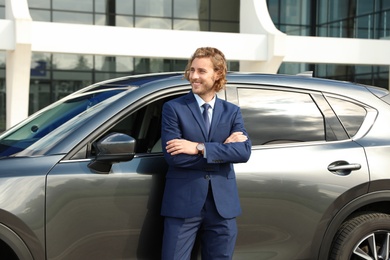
[0,0,389,131]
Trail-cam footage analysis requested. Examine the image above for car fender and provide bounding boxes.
[0,208,45,260]
[317,189,390,259]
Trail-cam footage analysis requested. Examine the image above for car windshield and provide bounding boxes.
[0,89,128,158]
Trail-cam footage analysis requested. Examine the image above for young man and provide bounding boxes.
[161,47,251,260]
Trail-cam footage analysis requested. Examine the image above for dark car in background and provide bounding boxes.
[1,72,390,260]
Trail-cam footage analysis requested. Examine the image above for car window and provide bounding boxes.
[110,99,165,154]
[89,89,227,157]
[237,88,325,146]
[92,94,184,156]
[325,96,367,137]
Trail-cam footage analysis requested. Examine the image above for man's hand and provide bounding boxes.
[166,139,197,155]
[224,132,248,144]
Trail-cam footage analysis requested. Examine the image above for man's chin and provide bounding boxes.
[191,86,202,94]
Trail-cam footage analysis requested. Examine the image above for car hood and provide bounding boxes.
[0,155,65,177]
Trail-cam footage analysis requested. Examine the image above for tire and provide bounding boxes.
[330,213,390,260]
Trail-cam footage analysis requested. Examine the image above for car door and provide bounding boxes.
[229,86,371,259]
[44,90,186,259]
[45,154,167,259]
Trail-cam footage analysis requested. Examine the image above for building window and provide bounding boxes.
[267,0,389,89]
[1,0,233,131]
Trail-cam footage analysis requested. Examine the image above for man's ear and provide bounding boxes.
[214,71,221,81]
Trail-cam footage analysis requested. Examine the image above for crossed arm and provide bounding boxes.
[166,131,248,156]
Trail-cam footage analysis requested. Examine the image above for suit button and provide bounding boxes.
[204,175,210,180]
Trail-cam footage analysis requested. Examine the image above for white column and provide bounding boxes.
[239,0,286,73]
[5,0,32,129]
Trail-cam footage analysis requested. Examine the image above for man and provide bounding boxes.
[161,47,251,260]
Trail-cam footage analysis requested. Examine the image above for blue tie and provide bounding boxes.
[202,103,211,134]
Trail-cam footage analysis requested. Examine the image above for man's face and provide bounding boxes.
[189,57,220,101]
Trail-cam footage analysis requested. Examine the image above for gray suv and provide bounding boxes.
[1,72,390,259]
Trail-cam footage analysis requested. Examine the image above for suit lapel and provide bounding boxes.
[185,92,209,139]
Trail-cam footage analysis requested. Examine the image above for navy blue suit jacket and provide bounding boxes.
[161,91,251,219]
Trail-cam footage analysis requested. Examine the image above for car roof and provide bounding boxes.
[70,71,389,102]
[78,72,184,93]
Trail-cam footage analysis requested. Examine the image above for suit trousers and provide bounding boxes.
[162,184,238,260]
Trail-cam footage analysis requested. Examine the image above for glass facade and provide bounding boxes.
[267,0,390,87]
[0,0,239,131]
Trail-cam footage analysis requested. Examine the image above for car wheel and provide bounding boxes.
[330,213,390,260]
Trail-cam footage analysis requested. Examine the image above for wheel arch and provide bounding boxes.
[0,223,33,260]
[0,209,45,260]
[317,190,390,260]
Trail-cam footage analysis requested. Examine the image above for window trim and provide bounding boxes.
[323,93,378,140]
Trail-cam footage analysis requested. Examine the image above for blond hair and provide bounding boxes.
[184,47,227,92]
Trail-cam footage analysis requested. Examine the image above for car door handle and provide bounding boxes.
[328,160,361,176]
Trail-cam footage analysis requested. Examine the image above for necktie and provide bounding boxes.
[202,103,211,134]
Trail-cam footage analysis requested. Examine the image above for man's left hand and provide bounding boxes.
[224,132,248,144]
[166,139,197,155]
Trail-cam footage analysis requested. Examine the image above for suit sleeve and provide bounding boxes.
[205,107,252,164]
[161,101,206,169]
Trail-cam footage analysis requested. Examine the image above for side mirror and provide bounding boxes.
[88,132,136,173]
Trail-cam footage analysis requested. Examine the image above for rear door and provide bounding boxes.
[229,86,371,259]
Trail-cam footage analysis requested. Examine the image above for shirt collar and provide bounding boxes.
[193,93,216,109]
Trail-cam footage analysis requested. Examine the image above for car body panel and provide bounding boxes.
[46,140,370,259]
[45,155,167,259]
[0,155,64,259]
[233,141,369,259]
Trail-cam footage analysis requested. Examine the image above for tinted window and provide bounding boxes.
[238,88,325,146]
[105,98,166,154]
[325,96,367,137]
[91,94,184,157]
